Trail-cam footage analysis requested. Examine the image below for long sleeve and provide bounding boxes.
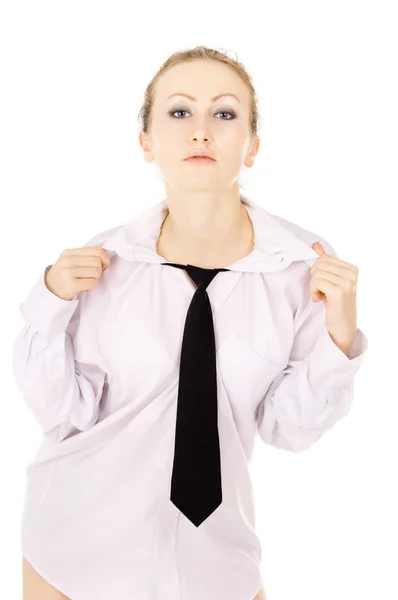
[256,288,369,453]
[12,236,111,439]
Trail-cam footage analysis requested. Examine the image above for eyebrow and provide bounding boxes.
[166,93,240,103]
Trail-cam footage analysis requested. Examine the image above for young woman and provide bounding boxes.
[15,45,367,600]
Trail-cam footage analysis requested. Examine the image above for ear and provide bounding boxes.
[139,131,154,163]
[251,136,260,158]
[244,136,260,168]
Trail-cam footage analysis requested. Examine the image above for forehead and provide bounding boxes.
[154,60,250,103]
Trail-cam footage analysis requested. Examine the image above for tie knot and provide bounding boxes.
[185,264,229,289]
[162,263,230,290]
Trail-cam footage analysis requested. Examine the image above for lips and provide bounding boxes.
[185,157,215,164]
[185,151,215,160]
[186,156,214,160]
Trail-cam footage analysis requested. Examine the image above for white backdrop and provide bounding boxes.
[1,1,397,599]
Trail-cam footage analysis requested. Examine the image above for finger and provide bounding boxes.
[310,276,339,298]
[311,264,357,285]
[310,272,355,295]
[312,255,358,272]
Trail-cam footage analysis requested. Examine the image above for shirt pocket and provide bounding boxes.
[217,331,287,419]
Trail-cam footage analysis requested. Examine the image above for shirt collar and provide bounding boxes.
[101,194,321,273]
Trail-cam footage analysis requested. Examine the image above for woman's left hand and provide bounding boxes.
[310,242,358,356]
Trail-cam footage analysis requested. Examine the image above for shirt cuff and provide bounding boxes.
[19,265,80,338]
[309,323,369,386]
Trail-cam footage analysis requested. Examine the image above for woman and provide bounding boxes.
[16,46,367,599]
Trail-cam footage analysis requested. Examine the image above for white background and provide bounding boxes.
[1,1,397,598]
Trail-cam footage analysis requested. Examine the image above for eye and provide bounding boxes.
[168,108,236,120]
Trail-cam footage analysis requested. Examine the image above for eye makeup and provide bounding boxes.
[167,108,237,120]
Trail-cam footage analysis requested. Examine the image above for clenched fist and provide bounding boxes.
[44,246,111,301]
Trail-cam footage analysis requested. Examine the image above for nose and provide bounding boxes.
[190,122,212,144]
[191,133,211,143]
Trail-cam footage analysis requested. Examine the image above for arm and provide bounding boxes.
[12,234,112,439]
[256,287,368,453]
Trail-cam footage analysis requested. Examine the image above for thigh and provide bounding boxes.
[253,585,268,600]
[22,556,71,600]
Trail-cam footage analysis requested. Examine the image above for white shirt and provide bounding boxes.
[13,194,368,600]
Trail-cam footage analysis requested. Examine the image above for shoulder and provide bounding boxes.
[82,223,124,248]
[269,211,338,258]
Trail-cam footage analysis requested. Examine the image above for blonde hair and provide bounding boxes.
[138,45,259,138]
[137,46,259,193]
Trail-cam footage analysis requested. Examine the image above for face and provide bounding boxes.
[139,59,260,191]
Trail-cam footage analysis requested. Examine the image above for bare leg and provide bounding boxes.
[22,556,71,600]
[254,585,268,600]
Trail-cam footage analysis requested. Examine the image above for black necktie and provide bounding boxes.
[161,262,231,527]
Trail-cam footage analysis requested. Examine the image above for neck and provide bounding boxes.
[157,190,254,266]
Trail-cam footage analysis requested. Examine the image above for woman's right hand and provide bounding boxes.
[44,246,111,301]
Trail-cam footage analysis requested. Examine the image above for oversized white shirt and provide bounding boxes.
[13,195,368,600]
